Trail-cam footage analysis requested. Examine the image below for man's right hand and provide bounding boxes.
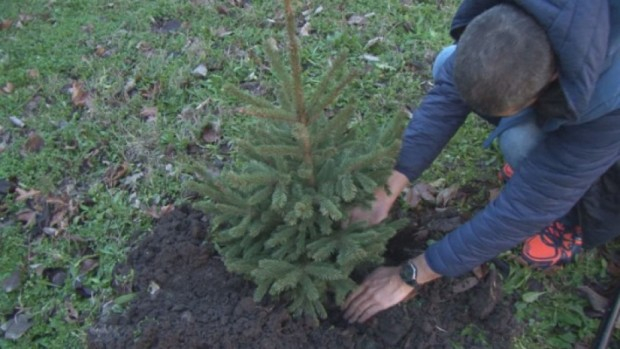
[348,190,391,226]
[347,170,410,226]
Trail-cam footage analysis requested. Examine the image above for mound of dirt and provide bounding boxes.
[87,206,521,349]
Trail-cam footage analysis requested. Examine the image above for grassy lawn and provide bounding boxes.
[0,0,615,347]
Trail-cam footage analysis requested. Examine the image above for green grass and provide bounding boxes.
[0,0,615,348]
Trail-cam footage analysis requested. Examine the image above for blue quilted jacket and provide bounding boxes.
[394,0,620,276]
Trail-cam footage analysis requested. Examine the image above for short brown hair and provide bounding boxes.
[454,4,556,116]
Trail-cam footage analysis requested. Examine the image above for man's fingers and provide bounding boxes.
[343,292,368,320]
[345,298,374,323]
[342,284,366,310]
[358,304,384,323]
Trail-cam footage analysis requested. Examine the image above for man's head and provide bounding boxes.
[453,4,556,116]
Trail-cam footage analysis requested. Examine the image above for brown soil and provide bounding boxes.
[87,206,522,349]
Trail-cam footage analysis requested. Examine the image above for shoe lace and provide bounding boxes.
[540,222,570,248]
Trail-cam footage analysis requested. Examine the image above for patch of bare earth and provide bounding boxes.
[87,205,521,349]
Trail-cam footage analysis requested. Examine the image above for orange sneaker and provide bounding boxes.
[521,221,583,268]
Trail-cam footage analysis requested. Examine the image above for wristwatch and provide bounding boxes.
[399,259,421,289]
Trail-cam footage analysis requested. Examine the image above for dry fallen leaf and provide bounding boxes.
[216,5,229,15]
[145,204,175,219]
[192,64,208,77]
[16,209,37,227]
[148,281,160,296]
[103,162,130,187]
[94,45,110,57]
[472,265,489,280]
[160,204,175,216]
[452,276,479,294]
[145,206,160,219]
[362,54,380,62]
[0,19,13,30]
[2,82,15,94]
[299,22,311,36]
[46,195,78,234]
[27,69,39,79]
[214,27,232,37]
[136,41,153,54]
[415,183,437,202]
[577,285,609,313]
[23,132,45,153]
[151,19,181,34]
[436,184,460,207]
[405,188,422,208]
[347,14,367,25]
[364,36,384,50]
[49,208,67,231]
[301,8,313,17]
[140,82,161,100]
[18,14,34,23]
[139,107,158,122]
[9,116,25,128]
[43,268,67,287]
[64,301,79,323]
[24,95,42,116]
[412,229,429,242]
[201,122,221,143]
[488,188,501,203]
[70,81,92,108]
[1,269,21,293]
[405,182,437,208]
[95,45,105,56]
[429,178,446,188]
[1,312,33,340]
[227,0,248,8]
[123,78,136,99]
[79,258,99,275]
[42,227,58,237]
[15,187,41,202]
[81,23,94,33]
[0,132,7,154]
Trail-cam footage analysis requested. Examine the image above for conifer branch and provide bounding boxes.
[301,275,321,301]
[227,172,278,187]
[312,105,355,147]
[306,51,349,119]
[298,125,316,186]
[378,111,407,145]
[284,0,306,123]
[238,106,297,123]
[308,71,358,121]
[224,84,273,109]
[345,145,396,173]
[282,0,315,185]
[264,39,294,111]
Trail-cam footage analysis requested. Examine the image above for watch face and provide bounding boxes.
[400,260,418,287]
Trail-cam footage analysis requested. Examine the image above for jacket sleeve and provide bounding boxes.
[394,54,471,181]
[425,109,620,277]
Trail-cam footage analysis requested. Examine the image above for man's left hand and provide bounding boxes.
[342,266,416,323]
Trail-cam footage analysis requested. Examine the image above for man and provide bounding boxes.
[343,0,620,324]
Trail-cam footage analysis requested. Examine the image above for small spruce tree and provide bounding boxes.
[189,0,407,321]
